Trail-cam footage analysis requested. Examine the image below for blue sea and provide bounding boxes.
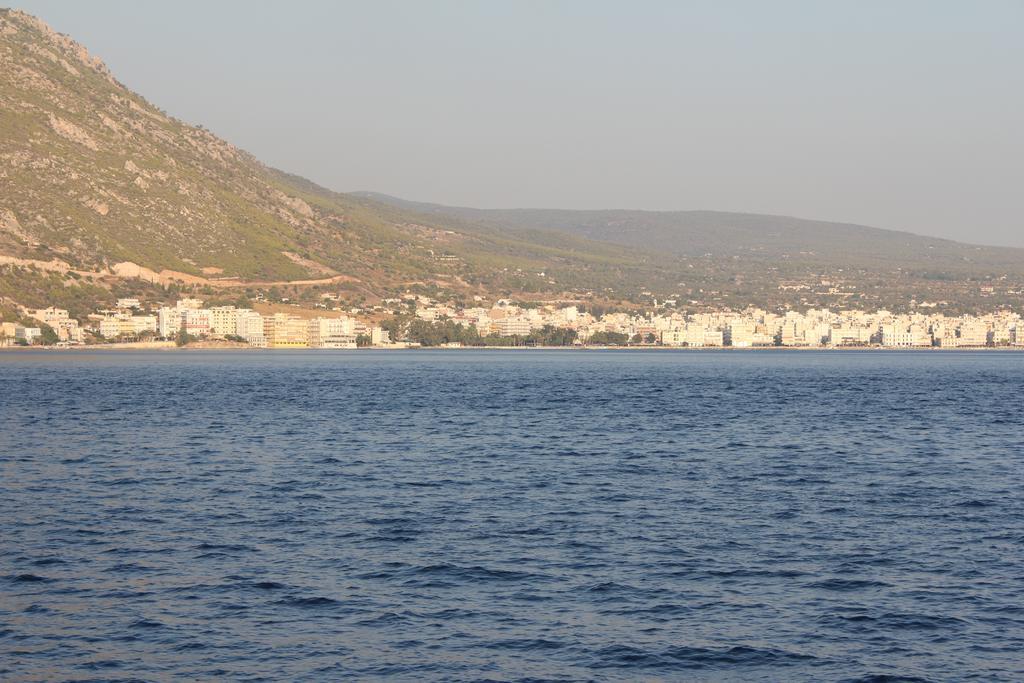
[1,350,1022,681]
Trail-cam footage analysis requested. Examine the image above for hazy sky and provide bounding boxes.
[13,0,1024,246]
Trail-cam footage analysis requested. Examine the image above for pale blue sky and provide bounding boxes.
[13,0,1024,246]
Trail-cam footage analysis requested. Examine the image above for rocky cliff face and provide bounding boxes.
[1,9,691,314]
[0,9,344,281]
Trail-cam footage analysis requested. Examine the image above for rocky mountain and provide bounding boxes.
[1,9,322,280]
[0,9,692,309]
[1,8,1021,317]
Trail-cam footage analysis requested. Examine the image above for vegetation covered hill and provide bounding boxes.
[0,9,716,312]
[1,9,1021,317]
[356,194,1024,275]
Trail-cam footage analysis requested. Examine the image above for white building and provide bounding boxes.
[31,307,83,343]
[182,309,211,337]
[308,317,357,348]
[702,328,724,347]
[370,326,391,345]
[726,319,755,347]
[1013,325,1024,347]
[957,320,989,347]
[495,317,532,337]
[829,325,874,346]
[157,307,180,338]
[235,310,266,347]
[15,326,41,344]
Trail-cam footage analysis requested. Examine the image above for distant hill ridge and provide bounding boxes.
[354,193,1024,271]
[1,8,1022,317]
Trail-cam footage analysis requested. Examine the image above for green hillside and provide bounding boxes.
[1,8,1021,317]
[356,194,1024,275]
[0,9,689,307]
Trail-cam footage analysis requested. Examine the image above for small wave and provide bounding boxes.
[707,568,807,579]
[193,542,255,552]
[355,570,396,580]
[839,676,935,683]
[407,563,540,584]
[106,478,141,486]
[592,643,816,669]
[6,573,54,583]
[356,611,410,626]
[366,516,418,526]
[276,595,341,608]
[810,578,890,591]
[129,618,164,629]
[215,602,251,612]
[580,581,636,594]
[602,602,692,617]
[106,562,154,574]
[416,607,481,620]
[251,580,287,590]
[954,499,993,508]
[878,613,967,630]
[81,660,126,671]
[483,638,565,651]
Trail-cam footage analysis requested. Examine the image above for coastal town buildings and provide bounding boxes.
[31,307,83,343]
[4,296,1024,350]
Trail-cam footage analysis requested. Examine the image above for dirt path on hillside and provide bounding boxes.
[0,254,359,288]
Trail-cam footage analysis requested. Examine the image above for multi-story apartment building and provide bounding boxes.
[98,314,158,339]
[781,320,812,346]
[494,317,532,337]
[157,300,212,338]
[156,307,179,338]
[881,323,932,347]
[1013,324,1024,347]
[207,306,239,337]
[957,320,989,347]
[702,328,724,347]
[182,309,211,337]
[933,322,959,348]
[829,325,875,346]
[660,328,686,346]
[308,317,357,348]
[98,317,121,339]
[236,310,266,347]
[263,313,308,348]
[370,326,391,345]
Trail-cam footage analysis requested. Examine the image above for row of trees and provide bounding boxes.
[392,318,638,347]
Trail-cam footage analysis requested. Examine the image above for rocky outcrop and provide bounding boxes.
[47,113,99,150]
